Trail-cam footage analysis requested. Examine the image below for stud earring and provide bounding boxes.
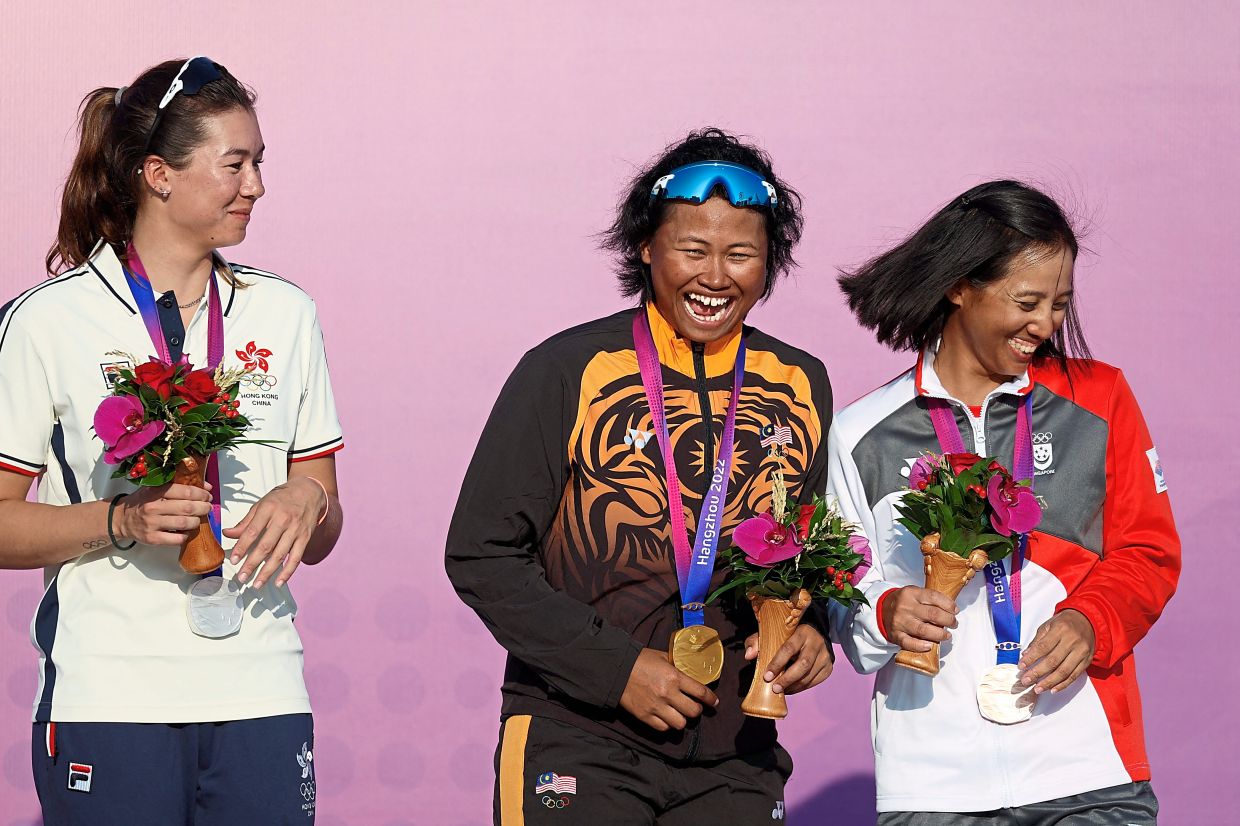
[158,188,170,199]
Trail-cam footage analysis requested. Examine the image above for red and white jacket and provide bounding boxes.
[827,348,1179,813]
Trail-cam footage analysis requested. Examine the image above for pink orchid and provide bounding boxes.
[908,455,939,490]
[94,396,165,464]
[987,474,1041,536]
[847,534,872,584]
[732,512,804,568]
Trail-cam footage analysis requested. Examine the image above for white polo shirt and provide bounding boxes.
[0,242,344,723]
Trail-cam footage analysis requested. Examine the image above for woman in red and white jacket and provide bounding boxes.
[827,180,1179,824]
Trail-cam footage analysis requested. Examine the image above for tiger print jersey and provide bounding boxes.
[446,304,832,762]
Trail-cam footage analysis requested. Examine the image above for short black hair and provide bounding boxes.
[837,179,1090,367]
[601,127,803,303]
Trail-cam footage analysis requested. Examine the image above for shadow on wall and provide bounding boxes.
[797,773,877,825]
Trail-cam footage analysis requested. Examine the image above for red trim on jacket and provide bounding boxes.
[876,589,897,643]
[289,444,343,463]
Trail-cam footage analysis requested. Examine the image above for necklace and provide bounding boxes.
[178,295,204,309]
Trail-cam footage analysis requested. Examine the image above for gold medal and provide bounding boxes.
[668,625,724,685]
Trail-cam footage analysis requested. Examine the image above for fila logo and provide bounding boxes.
[67,762,93,793]
[99,359,132,389]
[771,800,785,820]
[1033,431,1055,475]
[625,428,653,449]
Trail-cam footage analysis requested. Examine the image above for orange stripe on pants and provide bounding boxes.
[499,715,532,826]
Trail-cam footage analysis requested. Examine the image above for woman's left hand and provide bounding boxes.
[223,477,327,588]
[743,625,833,695]
[1018,608,1096,694]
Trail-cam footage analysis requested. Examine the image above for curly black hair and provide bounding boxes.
[600,128,804,303]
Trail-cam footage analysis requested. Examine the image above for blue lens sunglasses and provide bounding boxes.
[139,56,224,154]
[649,161,778,209]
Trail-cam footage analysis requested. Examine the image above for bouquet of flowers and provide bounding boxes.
[709,472,871,719]
[93,352,267,573]
[891,452,1043,675]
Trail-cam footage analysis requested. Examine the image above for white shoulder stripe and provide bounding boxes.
[832,369,917,451]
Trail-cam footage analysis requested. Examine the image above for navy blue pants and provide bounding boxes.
[32,714,316,825]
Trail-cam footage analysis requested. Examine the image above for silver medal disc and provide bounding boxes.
[976,663,1036,724]
[187,575,244,638]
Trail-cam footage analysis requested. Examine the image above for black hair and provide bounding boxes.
[600,127,803,303]
[837,179,1090,368]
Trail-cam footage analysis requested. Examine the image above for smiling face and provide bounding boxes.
[640,196,768,344]
[157,107,266,251]
[943,244,1075,382]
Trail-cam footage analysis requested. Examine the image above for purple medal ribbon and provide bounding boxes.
[926,393,1034,665]
[633,310,745,628]
[122,244,226,556]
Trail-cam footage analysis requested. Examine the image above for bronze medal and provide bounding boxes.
[668,625,724,685]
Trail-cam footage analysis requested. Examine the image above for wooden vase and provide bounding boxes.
[741,588,812,719]
[893,533,989,677]
[172,453,224,575]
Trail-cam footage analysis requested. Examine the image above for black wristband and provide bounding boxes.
[108,493,137,550]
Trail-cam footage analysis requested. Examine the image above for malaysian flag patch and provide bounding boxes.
[535,771,577,795]
[760,424,793,448]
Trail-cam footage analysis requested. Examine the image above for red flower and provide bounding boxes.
[133,360,177,400]
[177,369,221,411]
[968,483,986,498]
[945,453,983,475]
[794,504,816,541]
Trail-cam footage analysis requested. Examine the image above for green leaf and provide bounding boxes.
[707,578,749,604]
[180,403,221,424]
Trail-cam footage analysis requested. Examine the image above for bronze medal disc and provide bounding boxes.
[668,625,724,685]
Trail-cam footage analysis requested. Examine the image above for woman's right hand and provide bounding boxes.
[116,484,213,547]
[619,648,719,732]
[882,586,959,653]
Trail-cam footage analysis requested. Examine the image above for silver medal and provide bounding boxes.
[976,663,1036,724]
[187,575,244,638]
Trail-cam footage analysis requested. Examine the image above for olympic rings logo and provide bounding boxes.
[239,373,278,390]
[301,782,316,801]
[541,795,572,808]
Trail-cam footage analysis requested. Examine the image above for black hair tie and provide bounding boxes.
[108,493,137,550]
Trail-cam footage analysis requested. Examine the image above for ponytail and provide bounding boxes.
[47,59,256,276]
[46,88,135,274]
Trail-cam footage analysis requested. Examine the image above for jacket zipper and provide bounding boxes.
[684,342,713,763]
[692,343,714,473]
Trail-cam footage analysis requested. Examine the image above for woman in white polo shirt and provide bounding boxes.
[0,57,344,824]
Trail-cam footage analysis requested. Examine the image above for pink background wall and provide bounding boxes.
[1,3,1234,823]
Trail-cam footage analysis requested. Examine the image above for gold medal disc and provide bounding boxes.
[668,625,724,685]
